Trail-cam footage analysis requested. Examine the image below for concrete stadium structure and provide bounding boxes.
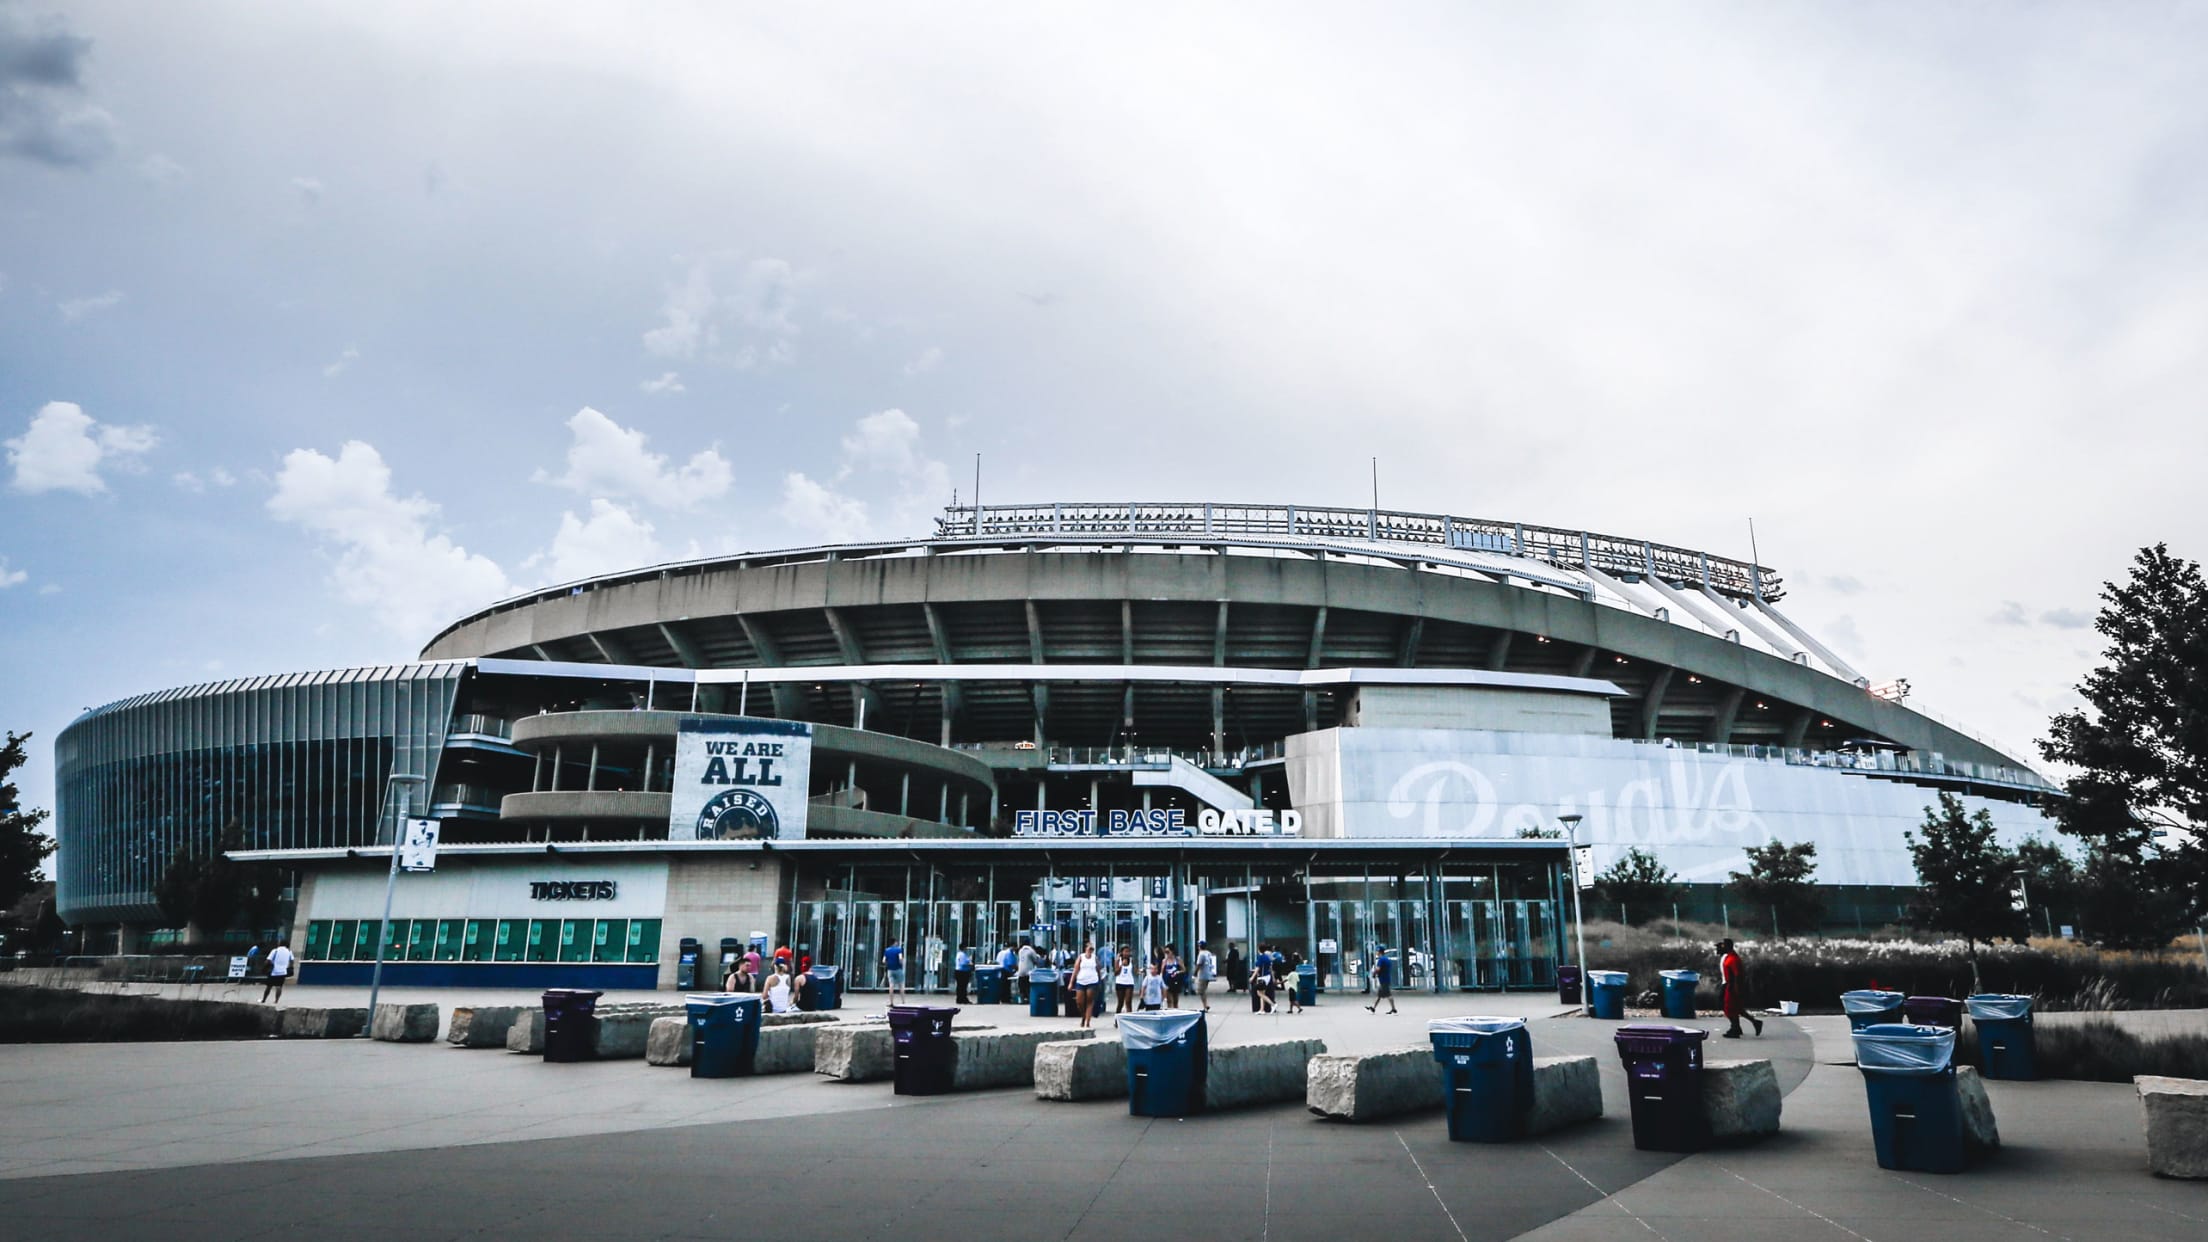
[54,501,2059,991]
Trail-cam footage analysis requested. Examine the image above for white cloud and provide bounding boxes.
[322,344,359,378]
[57,290,123,322]
[0,557,26,589]
[535,406,730,508]
[903,346,944,376]
[171,468,234,492]
[641,255,799,368]
[36,582,60,596]
[1988,601,2029,626]
[639,371,685,395]
[291,175,324,205]
[778,473,871,543]
[139,153,186,186]
[5,401,157,494]
[533,498,667,585]
[2040,607,2093,630]
[782,408,954,542]
[266,440,510,640]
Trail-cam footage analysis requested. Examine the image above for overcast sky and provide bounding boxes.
[5,2,2207,820]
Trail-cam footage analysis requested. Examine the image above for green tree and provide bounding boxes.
[1593,847,1678,922]
[2040,544,2208,941]
[0,731,56,912]
[153,823,286,942]
[1729,839,1823,937]
[2010,835,2078,941]
[1907,792,2022,989]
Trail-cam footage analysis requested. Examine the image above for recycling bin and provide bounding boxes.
[975,965,1003,1004]
[1122,1010,1208,1117]
[1903,996,1963,1029]
[1296,963,1318,1008]
[1841,989,1906,1031]
[676,938,702,990]
[888,1005,960,1096]
[1029,967,1061,1017]
[1614,1023,1709,1152]
[1588,970,1629,1020]
[1853,1023,1967,1173]
[1965,994,2035,1081]
[541,988,604,1063]
[810,965,841,1011]
[687,993,763,1078]
[1557,965,1583,1006]
[1659,970,1700,1019]
[1429,1017,1537,1142]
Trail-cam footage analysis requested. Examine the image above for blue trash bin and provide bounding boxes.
[975,965,1003,1004]
[1853,1023,1968,1173]
[888,1004,959,1096]
[1428,1017,1536,1142]
[1030,968,1061,1017]
[1841,989,1906,1031]
[1588,970,1629,1020]
[1122,1010,1208,1117]
[810,965,841,1011]
[1296,963,1318,1008]
[686,993,763,1078]
[1658,970,1699,1019]
[1965,994,2036,1081]
[1614,1023,1709,1152]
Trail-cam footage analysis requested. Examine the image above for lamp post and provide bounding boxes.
[365,773,425,1030]
[1559,813,1586,1014]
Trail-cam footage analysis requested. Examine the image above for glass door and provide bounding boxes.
[1310,901,1346,992]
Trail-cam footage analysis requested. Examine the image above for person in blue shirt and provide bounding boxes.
[953,945,974,1004]
[998,943,1018,1000]
[1365,944,1398,1014]
[882,938,907,1004]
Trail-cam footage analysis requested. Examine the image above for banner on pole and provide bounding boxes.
[668,718,815,840]
[399,818,440,872]
[1574,844,1596,891]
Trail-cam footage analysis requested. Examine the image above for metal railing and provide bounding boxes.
[1628,737,2055,794]
[430,782,506,811]
[448,714,512,739]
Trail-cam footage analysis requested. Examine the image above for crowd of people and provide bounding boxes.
[720,941,825,1013]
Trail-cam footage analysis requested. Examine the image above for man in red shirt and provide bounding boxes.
[1718,938,1763,1038]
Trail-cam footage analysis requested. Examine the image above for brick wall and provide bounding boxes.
[660,855,786,989]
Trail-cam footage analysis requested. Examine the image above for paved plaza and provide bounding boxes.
[0,984,2200,1241]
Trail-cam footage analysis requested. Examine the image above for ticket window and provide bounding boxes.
[626,919,661,964]
[383,920,409,962]
[353,921,379,961]
[558,919,592,963]
[406,920,435,961]
[493,919,524,962]
[526,919,554,962]
[330,920,359,961]
[593,919,628,963]
[461,920,490,962]
[433,919,465,961]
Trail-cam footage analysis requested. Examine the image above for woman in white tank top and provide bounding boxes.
[766,970,795,1013]
[1073,943,1102,1027]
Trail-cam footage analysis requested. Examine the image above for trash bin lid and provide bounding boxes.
[1659,970,1701,982]
[1588,970,1628,986]
[684,992,757,1006]
[1614,1023,1708,1045]
[1428,1016,1527,1037]
[810,965,840,979]
[1840,989,1905,1013]
[1964,994,2033,1021]
[1031,968,1060,983]
[1118,1010,1205,1050]
[1852,1023,1956,1073]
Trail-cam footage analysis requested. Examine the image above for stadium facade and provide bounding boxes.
[54,501,2059,992]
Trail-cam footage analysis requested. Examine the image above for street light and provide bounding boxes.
[1559,813,1587,1015]
[365,772,426,1030]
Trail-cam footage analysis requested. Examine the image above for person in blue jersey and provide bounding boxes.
[953,945,974,1004]
[882,937,907,1004]
[1365,944,1398,1014]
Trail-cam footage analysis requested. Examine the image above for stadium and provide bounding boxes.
[53,500,2060,993]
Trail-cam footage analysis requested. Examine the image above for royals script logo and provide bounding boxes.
[1384,754,1764,842]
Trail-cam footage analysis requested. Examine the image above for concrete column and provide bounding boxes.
[1090,778,1100,811]
[587,744,600,792]
[939,783,949,823]
[643,743,656,793]
[551,746,562,792]
[900,771,911,816]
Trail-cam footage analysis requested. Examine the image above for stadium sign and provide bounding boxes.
[669,718,814,841]
[1014,807,1302,836]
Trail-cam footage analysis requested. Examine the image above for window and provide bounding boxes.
[405,919,433,961]
[331,920,358,961]
[462,920,489,962]
[526,919,554,962]
[434,919,464,962]
[558,919,592,963]
[494,919,524,962]
[304,920,330,961]
[626,919,661,964]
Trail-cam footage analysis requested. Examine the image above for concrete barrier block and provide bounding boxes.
[370,1002,439,1043]
[590,1011,661,1060]
[446,1005,531,1048]
[814,1024,895,1081]
[2137,1076,2208,1179]
[278,1007,369,1039]
[950,1028,1094,1090]
[1529,1056,1603,1135]
[1306,1047,1435,1122]
[1957,1066,2000,1152]
[506,1009,546,1054]
[647,1016,691,1067]
[1700,1059,1781,1142]
[756,1024,824,1074]
[763,1011,838,1027]
[1036,1039,1127,1101]
[1205,1039,1326,1112]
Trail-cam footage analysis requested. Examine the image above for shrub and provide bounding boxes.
[0,986,277,1043]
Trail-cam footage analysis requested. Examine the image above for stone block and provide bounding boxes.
[949,1028,1094,1090]
[1306,1047,1435,1122]
[1036,1039,1128,1101]
[2137,1076,2208,1179]
[1528,1056,1603,1135]
[589,1010,661,1059]
[814,1023,895,1082]
[370,1002,439,1043]
[647,1016,691,1067]
[763,1011,838,1027]
[1205,1039,1326,1112]
[1700,1059,1781,1142]
[278,1007,369,1039]
[446,1006,531,1048]
[755,1024,823,1074]
[1956,1066,2000,1152]
[506,1009,546,1054]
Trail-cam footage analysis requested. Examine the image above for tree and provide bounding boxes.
[0,731,56,913]
[1593,847,1678,922]
[154,823,286,942]
[1729,839,1823,937]
[2040,544,2208,937]
[1907,792,2022,989]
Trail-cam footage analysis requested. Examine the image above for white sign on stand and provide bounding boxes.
[227,956,249,980]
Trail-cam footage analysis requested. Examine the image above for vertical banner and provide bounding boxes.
[1573,844,1595,891]
[668,718,815,840]
[399,817,441,872]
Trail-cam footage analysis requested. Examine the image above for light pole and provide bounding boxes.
[1559,813,1587,1015]
[365,773,425,1030]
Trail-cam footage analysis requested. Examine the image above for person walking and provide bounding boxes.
[259,940,294,1004]
[1194,942,1217,1011]
[1282,950,1304,1015]
[1073,941,1102,1028]
[882,937,908,1004]
[1365,944,1397,1014]
[1161,946,1184,1010]
[1114,947,1137,1013]
[954,945,974,1005]
[1250,944,1275,1014]
[1016,940,1039,1005]
[1718,938,1763,1038]
[1225,944,1247,993]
